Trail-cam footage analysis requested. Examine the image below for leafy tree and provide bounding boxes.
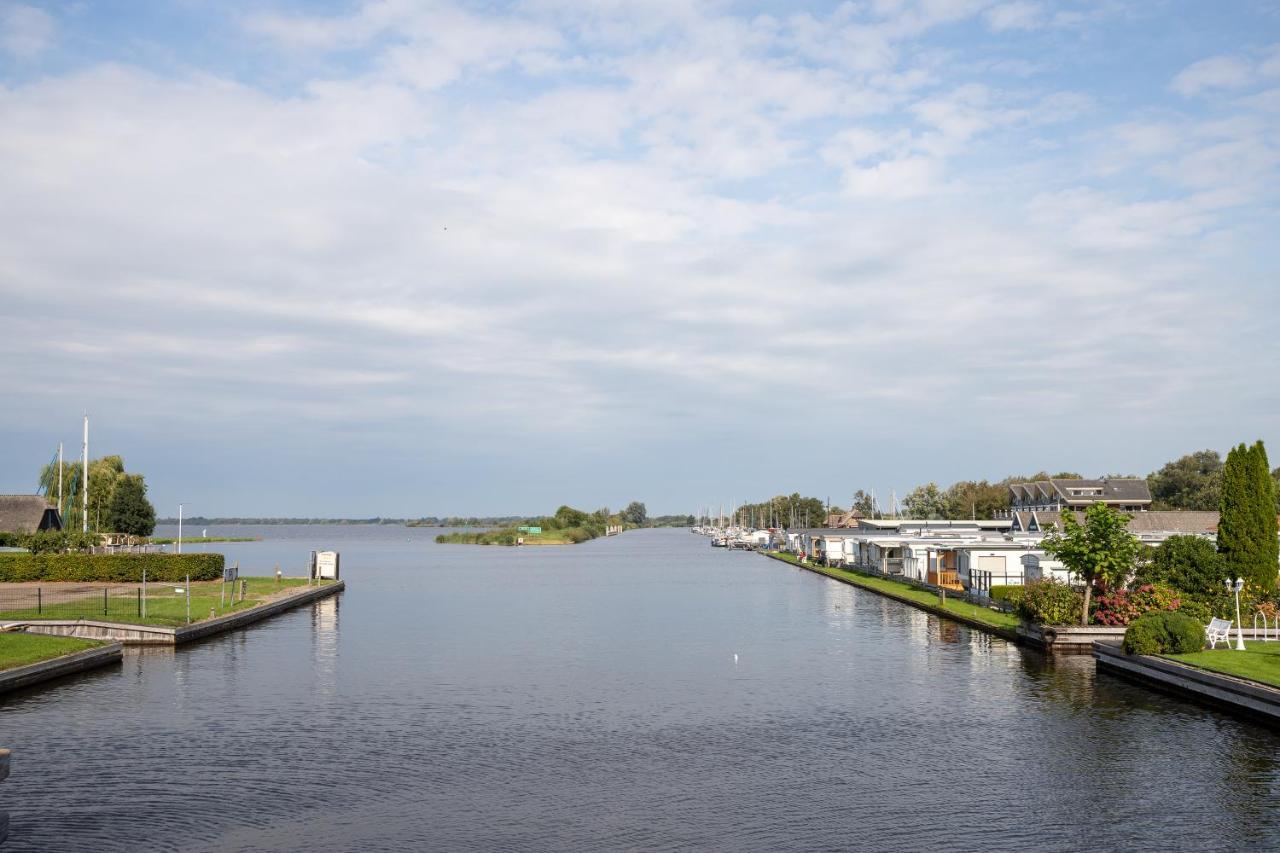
[1218,441,1278,596]
[850,490,876,516]
[1133,535,1226,598]
[902,483,947,519]
[622,501,647,525]
[1041,503,1142,625]
[555,505,589,528]
[1147,450,1223,510]
[942,480,1008,519]
[107,474,156,536]
[39,454,125,532]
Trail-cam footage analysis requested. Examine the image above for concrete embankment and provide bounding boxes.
[762,551,1020,643]
[0,642,123,695]
[14,581,344,646]
[1094,641,1280,728]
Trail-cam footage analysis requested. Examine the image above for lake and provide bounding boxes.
[2,526,1278,851]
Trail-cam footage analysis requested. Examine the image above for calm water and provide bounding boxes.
[2,526,1279,851]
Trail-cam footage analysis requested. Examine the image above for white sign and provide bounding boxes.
[315,551,340,580]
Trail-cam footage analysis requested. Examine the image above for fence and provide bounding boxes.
[0,585,154,622]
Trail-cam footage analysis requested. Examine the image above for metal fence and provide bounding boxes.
[0,585,152,622]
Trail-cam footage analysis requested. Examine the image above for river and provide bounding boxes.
[2,526,1278,851]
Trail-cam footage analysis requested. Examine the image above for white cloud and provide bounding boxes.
[1,0,1277,511]
[985,2,1045,32]
[1172,55,1255,96]
[1,3,54,59]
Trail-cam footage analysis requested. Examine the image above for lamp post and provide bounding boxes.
[1227,577,1246,651]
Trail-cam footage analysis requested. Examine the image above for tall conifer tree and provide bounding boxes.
[1251,441,1278,594]
[1218,441,1279,596]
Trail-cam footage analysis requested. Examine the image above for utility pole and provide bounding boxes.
[57,442,63,518]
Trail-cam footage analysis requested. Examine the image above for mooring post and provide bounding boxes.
[103,587,108,616]
[36,587,41,615]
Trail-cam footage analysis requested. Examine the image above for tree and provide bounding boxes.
[942,480,1008,520]
[622,501,647,526]
[1218,441,1278,597]
[902,483,947,519]
[850,490,876,516]
[1134,535,1226,598]
[106,474,156,536]
[39,454,126,532]
[1147,450,1223,510]
[1041,503,1142,625]
[555,505,589,528]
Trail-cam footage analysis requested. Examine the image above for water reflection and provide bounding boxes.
[1,527,1278,852]
[311,595,340,698]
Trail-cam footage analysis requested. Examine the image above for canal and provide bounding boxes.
[2,527,1279,851]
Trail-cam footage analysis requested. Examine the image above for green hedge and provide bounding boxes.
[0,552,224,583]
[1123,610,1205,655]
[989,585,1024,605]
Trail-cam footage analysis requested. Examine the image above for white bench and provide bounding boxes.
[1206,618,1233,649]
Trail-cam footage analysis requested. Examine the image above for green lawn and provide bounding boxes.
[766,551,1020,634]
[0,632,102,670]
[1166,642,1280,689]
[0,577,333,628]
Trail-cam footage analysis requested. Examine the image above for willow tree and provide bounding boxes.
[1042,503,1142,625]
[38,455,126,533]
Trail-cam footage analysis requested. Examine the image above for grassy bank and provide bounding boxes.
[435,527,594,545]
[765,551,1020,637]
[0,633,102,670]
[1165,642,1280,689]
[0,577,334,628]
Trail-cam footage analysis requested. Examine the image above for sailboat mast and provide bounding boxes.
[82,415,89,533]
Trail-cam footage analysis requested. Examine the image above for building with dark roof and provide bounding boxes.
[1006,478,1151,515]
[0,496,63,535]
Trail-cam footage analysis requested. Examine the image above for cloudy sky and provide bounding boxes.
[1,1,1278,517]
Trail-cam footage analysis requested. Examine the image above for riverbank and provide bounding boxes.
[763,551,1020,639]
[1095,642,1280,728]
[0,635,122,695]
[0,632,101,669]
[8,580,343,645]
[0,577,329,627]
[1166,642,1280,688]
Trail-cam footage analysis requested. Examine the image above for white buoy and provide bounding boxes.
[733,653,739,664]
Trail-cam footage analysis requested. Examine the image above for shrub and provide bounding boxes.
[989,585,1024,606]
[0,532,24,548]
[1134,535,1227,598]
[1123,610,1206,655]
[0,552,223,583]
[1017,579,1084,625]
[21,530,99,555]
[1092,583,1181,626]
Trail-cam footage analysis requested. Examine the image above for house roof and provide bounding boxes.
[0,495,56,535]
[1033,509,1218,536]
[1009,478,1151,504]
[1126,511,1219,535]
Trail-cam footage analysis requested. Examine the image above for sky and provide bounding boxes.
[1,0,1278,518]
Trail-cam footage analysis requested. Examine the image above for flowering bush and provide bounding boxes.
[1091,583,1181,626]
